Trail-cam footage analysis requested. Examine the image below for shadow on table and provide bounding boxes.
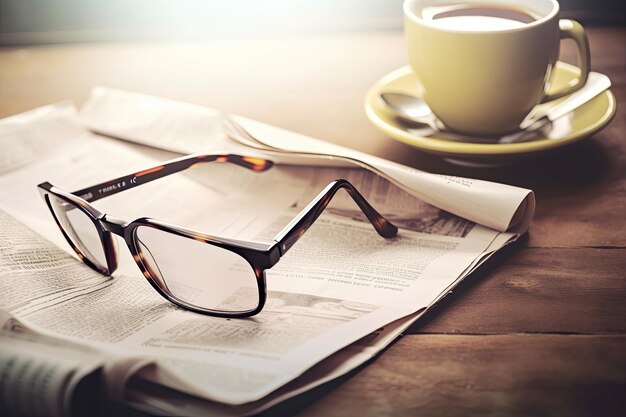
[400,135,613,195]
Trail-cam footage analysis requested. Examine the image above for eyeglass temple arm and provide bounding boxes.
[273,179,397,256]
[71,154,273,203]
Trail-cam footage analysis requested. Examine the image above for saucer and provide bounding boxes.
[365,62,616,165]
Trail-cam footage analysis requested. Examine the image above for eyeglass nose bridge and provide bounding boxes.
[99,214,128,236]
[97,214,128,274]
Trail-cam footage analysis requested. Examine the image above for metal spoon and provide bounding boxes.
[380,92,548,143]
[380,92,441,131]
[380,72,611,143]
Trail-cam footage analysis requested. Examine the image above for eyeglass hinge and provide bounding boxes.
[268,242,282,266]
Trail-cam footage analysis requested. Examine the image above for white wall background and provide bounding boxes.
[0,0,406,44]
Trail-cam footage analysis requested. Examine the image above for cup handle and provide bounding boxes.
[542,19,590,103]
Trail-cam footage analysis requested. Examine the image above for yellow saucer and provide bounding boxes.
[365,62,616,163]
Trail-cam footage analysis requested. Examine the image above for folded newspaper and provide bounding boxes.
[0,88,535,416]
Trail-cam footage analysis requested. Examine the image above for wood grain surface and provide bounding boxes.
[411,246,626,335]
[297,335,626,417]
[0,26,624,417]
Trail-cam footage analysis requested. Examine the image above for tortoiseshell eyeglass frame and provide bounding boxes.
[37,153,397,318]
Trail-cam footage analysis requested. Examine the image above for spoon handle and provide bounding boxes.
[498,116,551,144]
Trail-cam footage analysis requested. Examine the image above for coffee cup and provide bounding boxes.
[403,0,590,136]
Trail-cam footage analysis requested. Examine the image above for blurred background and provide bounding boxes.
[0,0,622,45]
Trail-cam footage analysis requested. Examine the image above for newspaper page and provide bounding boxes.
[0,103,517,411]
[0,311,105,417]
[79,87,535,233]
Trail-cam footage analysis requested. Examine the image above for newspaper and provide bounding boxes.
[0,93,530,416]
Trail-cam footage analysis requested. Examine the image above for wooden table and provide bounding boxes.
[1,26,624,417]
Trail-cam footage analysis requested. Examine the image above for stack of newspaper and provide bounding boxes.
[0,88,534,416]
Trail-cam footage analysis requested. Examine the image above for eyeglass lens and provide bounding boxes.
[134,226,261,313]
[47,194,109,271]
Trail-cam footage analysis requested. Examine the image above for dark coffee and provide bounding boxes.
[421,3,540,31]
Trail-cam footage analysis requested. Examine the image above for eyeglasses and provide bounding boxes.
[37,153,397,317]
